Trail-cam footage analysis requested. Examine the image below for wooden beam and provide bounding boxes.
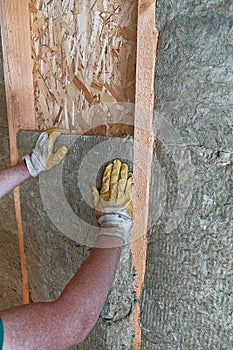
[0,0,36,139]
[13,186,30,304]
[132,1,157,349]
[0,0,36,141]
[0,0,36,304]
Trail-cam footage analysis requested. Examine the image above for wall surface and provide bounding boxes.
[17,131,135,350]
[30,0,136,135]
[141,1,233,349]
[0,34,23,310]
[1,1,233,349]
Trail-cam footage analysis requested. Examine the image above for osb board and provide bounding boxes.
[30,0,137,136]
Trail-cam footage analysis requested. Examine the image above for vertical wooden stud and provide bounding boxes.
[132,1,157,349]
[0,0,35,304]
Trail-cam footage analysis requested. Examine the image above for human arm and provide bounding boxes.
[0,162,31,199]
[0,159,133,349]
[0,235,123,350]
[0,129,68,200]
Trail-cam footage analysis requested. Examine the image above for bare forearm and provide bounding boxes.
[0,162,31,199]
[57,236,123,340]
[0,157,132,349]
[1,236,123,350]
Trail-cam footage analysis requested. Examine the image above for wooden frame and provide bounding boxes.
[0,0,36,305]
[0,0,157,347]
[132,1,157,348]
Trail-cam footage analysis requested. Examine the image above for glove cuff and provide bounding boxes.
[97,204,132,244]
[23,154,45,177]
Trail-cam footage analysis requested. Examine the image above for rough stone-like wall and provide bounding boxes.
[17,132,135,350]
[2,2,233,349]
[0,33,23,310]
[141,1,233,349]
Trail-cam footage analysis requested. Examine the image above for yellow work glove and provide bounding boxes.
[23,129,69,177]
[92,159,133,217]
[92,159,133,244]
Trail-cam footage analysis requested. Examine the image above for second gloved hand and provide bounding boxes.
[23,129,69,177]
[92,159,133,244]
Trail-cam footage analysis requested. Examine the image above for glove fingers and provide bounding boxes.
[91,185,99,206]
[47,129,69,156]
[126,201,133,217]
[33,132,48,163]
[92,186,103,217]
[47,131,61,155]
[123,174,133,217]
[117,163,128,199]
[37,131,48,144]
[125,172,133,194]
[47,128,69,136]
[100,162,113,199]
[46,145,68,169]
[109,159,121,202]
[34,132,48,151]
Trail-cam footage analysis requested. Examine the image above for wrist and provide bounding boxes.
[21,160,31,175]
[95,234,124,248]
[97,204,132,245]
[23,154,44,177]
[17,161,31,179]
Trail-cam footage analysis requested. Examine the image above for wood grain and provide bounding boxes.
[29,0,137,134]
[132,1,157,349]
[0,0,157,342]
[0,0,36,138]
[0,0,35,304]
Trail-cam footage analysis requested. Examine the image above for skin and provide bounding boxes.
[0,161,126,349]
[0,162,31,199]
[0,235,123,350]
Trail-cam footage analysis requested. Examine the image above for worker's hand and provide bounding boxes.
[23,128,69,177]
[92,159,133,244]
